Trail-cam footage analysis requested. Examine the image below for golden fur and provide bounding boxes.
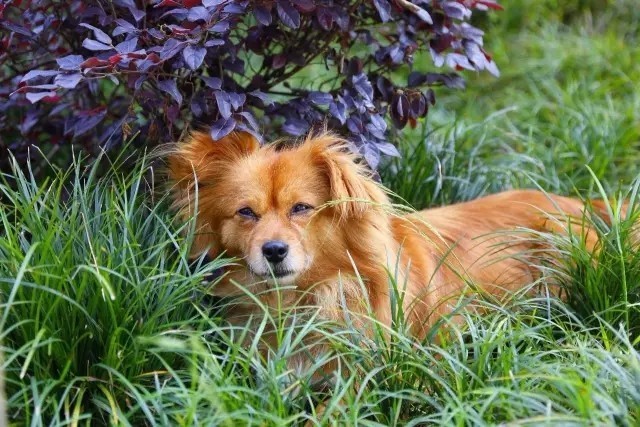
[168,130,613,368]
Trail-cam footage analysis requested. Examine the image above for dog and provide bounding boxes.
[167,129,619,379]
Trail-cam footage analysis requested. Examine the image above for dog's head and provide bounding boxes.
[168,130,389,286]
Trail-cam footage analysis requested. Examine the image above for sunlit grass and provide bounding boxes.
[2,1,640,425]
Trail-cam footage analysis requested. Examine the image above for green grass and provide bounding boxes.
[2,1,640,425]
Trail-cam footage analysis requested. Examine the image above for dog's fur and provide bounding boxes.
[168,130,614,363]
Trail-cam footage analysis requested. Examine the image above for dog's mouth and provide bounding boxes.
[248,266,298,283]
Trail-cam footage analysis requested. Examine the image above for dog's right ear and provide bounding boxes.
[168,130,260,188]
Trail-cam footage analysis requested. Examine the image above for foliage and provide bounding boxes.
[0,152,229,424]
[1,153,638,425]
[1,0,501,172]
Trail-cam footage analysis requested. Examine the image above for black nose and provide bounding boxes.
[262,240,289,264]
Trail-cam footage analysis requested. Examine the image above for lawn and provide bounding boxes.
[1,1,639,426]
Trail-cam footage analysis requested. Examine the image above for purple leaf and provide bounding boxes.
[160,39,186,60]
[363,145,380,170]
[238,111,259,132]
[308,91,332,105]
[282,118,309,136]
[373,0,391,22]
[214,90,232,118]
[352,73,373,102]
[57,55,84,70]
[25,91,57,103]
[115,37,139,54]
[157,79,183,105]
[113,18,137,36]
[54,73,83,89]
[210,117,237,139]
[254,5,273,26]
[249,90,273,106]
[203,0,225,6]
[329,100,347,124]
[202,76,222,89]
[291,0,315,12]
[224,3,246,13]
[277,0,300,29]
[73,110,107,137]
[83,39,113,51]
[210,21,230,33]
[21,70,59,83]
[1,21,33,37]
[272,54,287,69]
[205,38,225,47]
[442,1,471,19]
[347,116,364,134]
[228,92,246,109]
[187,6,210,21]
[183,45,207,70]
[316,8,333,30]
[80,23,112,44]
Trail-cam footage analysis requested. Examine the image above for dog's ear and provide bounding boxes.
[306,132,389,221]
[167,130,259,257]
[168,130,260,187]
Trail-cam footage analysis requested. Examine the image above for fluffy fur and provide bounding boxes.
[168,130,614,368]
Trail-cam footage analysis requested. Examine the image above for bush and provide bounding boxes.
[1,0,501,172]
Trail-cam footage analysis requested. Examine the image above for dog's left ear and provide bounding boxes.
[307,132,389,220]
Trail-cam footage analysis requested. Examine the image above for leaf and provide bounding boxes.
[352,73,373,102]
[228,92,246,109]
[238,111,259,132]
[202,76,222,89]
[282,118,308,136]
[187,6,210,21]
[21,70,59,83]
[291,0,315,12]
[210,21,230,33]
[157,79,183,105]
[276,0,300,29]
[249,90,273,106]
[309,91,332,105]
[363,145,380,170]
[316,8,333,30]
[79,23,112,44]
[82,39,113,51]
[202,0,225,6]
[214,90,232,119]
[25,91,57,104]
[407,71,426,87]
[115,37,139,54]
[205,38,225,47]
[54,73,83,89]
[183,45,207,70]
[442,1,471,20]
[329,99,347,124]
[160,38,186,60]
[73,110,107,137]
[57,55,84,70]
[373,0,391,22]
[254,5,273,26]
[113,18,137,36]
[272,54,287,69]
[210,117,236,139]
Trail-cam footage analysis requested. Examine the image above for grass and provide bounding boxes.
[2,1,640,425]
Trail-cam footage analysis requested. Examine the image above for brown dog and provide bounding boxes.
[168,130,611,368]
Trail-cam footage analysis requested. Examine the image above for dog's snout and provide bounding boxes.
[262,240,289,264]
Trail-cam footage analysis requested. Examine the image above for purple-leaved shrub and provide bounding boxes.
[1,0,501,170]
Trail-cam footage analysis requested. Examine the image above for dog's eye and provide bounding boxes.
[291,203,313,215]
[237,207,258,219]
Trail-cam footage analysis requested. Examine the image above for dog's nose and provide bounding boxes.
[262,240,289,264]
